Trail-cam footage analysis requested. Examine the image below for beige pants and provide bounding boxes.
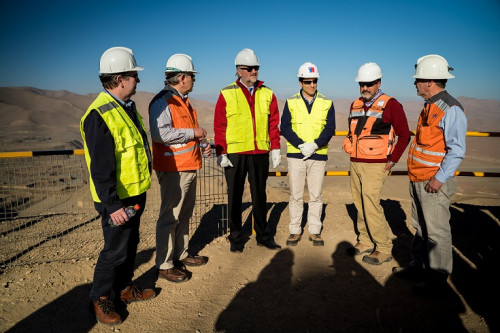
[155,171,197,270]
[350,162,392,254]
[288,158,326,235]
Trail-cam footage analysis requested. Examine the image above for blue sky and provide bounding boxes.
[1,0,499,102]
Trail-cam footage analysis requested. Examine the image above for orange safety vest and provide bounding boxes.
[407,96,464,182]
[149,90,202,172]
[343,94,395,160]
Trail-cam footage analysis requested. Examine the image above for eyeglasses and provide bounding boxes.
[301,79,318,85]
[121,73,139,80]
[185,73,196,79]
[239,66,260,72]
[358,80,379,88]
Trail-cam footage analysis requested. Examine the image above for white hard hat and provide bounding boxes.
[99,47,144,74]
[235,48,260,66]
[355,62,382,82]
[413,54,455,79]
[165,53,198,73]
[297,62,320,78]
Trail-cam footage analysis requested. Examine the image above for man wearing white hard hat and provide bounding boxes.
[393,55,467,294]
[149,54,210,283]
[280,62,335,247]
[81,46,155,325]
[214,48,282,252]
[344,62,410,265]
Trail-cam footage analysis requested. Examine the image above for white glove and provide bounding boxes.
[217,154,233,168]
[271,149,281,168]
[298,142,318,160]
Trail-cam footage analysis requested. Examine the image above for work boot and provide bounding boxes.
[347,242,373,256]
[362,250,393,265]
[120,282,155,304]
[286,234,301,246]
[308,234,324,246]
[92,295,122,325]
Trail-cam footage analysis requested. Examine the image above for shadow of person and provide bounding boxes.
[382,264,467,332]
[188,203,229,254]
[448,203,500,332]
[215,242,389,332]
[6,249,156,332]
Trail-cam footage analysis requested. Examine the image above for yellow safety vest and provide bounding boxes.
[286,92,332,155]
[80,92,151,202]
[221,82,273,153]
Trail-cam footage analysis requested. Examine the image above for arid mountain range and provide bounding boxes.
[0,86,498,152]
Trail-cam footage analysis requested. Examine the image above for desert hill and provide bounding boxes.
[0,86,499,152]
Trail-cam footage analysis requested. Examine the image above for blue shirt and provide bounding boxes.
[435,104,467,183]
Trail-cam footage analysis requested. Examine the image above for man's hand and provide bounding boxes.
[383,161,395,172]
[201,141,211,158]
[299,142,318,160]
[271,149,281,168]
[109,207,129,226]
[217,154,233,168]
[193,127,207,139]
[425,176,443,193]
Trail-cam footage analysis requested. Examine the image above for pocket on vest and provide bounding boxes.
[357,136,386,156]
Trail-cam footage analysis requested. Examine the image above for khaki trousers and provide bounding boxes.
[288,158,326,235]
[350,162,392,254]
[155,171,197,270]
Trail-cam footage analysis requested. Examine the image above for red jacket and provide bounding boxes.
[214,78,281,155]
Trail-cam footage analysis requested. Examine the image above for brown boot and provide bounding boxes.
[92,296,122,325]
[362,250,393,265]
[120,282,156,304]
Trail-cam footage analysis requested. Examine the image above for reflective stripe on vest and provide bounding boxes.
[221,82,273,153]
[407,98,450,181]
[344,94,395,160]
[286,92,332,155]
[80,92,151,202]
[149,92,202,172]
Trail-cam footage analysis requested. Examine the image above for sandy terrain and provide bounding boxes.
[0,87,499,332]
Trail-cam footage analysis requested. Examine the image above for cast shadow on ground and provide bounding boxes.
[215,242,467,332]
[345,199,498,332]
[188,202,288,254]
[448,203,500,331]
[1,214,100,267]
[6,249,156,332]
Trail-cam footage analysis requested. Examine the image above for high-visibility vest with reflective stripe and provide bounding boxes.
[343,94,395,159]
[408,96,464,181]
[286,92,332,155]
[221,82,273,153]
[80,92,151,202]
[149,91,202,172]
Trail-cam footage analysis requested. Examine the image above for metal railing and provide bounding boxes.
[0,147,227,267]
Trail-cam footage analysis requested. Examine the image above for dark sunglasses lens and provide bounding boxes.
[359,81,376,87]
[302,79,318,84]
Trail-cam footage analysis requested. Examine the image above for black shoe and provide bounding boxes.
[230,242,244,253]
[257,239,281,250]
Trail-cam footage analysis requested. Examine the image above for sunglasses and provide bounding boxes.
[358,80,379,88]
[121,73,139,80]
[239,66,260,72]
[301,79,318,85]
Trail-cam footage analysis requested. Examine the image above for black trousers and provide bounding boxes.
[89,192,147,301]
[224,153,270,243]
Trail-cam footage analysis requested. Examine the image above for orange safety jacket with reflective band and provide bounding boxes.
[408,97,460,182]
[343,94,395,160]
[150,91,202,172]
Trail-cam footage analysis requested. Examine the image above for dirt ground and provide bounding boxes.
[1,174,499,333]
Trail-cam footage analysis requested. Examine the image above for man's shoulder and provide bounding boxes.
[438,91,464,112]
[150,89,175,107]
